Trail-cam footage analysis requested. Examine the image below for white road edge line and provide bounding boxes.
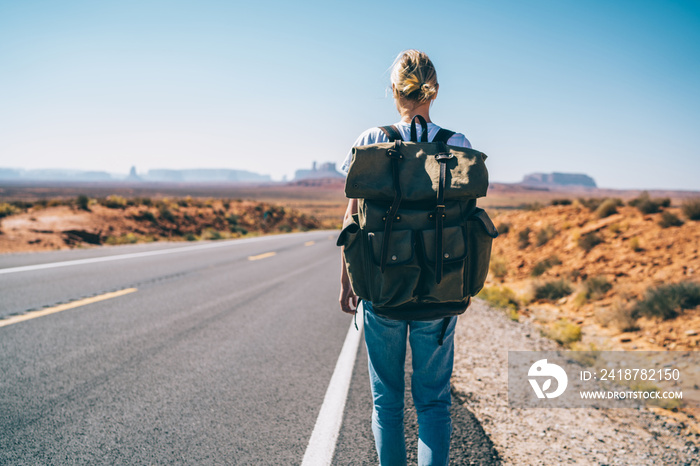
[0,232,316,275]
[302,304,364,466]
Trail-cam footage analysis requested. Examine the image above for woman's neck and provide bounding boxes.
[397,101,432,124]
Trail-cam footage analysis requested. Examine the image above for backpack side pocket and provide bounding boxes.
[337,214,371,301]
[464,208,498,296]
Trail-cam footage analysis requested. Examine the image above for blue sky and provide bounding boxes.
[0,0,698,189]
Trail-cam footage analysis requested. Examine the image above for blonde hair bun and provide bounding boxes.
[391,50,438,103]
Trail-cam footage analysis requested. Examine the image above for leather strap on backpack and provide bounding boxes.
[379,125,403,142]
[434,141,453,284]
[410,115,429,142]
[381,140,403,272]
[433,128,455,144]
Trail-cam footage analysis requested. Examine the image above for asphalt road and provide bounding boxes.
[0,232,498,464]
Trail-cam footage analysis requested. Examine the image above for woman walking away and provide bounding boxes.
[339,50,474,466]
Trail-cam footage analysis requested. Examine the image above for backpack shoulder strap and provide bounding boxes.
[379,125,403,142]
[433,128,455,144]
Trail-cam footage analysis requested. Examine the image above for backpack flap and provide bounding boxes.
[345,143,489,202]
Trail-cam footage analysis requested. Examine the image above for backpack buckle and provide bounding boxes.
[435,152,453,161]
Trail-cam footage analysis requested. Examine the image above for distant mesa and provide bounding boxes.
[294,162,343,181]
[520,172,597,189]
[0,168,114,181]
[142,169,270,183]
[0,167,271,183]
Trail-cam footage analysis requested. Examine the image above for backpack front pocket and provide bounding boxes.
[366,229,421,308]
[419,225,467,303]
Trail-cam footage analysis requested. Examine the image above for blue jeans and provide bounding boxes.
[363,301,456,466]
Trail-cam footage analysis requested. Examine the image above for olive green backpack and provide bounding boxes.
[337,116,498,326]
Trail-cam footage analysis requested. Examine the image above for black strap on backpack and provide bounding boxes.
[432,128,455,284]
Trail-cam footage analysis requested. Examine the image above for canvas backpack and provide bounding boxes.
[337,115,498,324]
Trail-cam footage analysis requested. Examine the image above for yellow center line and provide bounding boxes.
[248,251,277,261]
[304,241,315,246]
[0,288,138,329]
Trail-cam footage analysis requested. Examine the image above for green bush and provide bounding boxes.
[551,198,572,206]
[101,195,128,209]
[632,282,700,320]
[531,255,562,277]
[545,319,582,346]
[518,227,531,249]
[496,222,510,235]
[658,211,683,228]
[490,256,508,280]
[0,202,19,218]
[595,199,619,218]
[133,210,156,223]
[583,276,612,300]
[76,194,90,211]
[577,232,603,252]
[534,280,573,301]
[159,205,175,222]
[535,225,557,247]
[478,286,519,311]
[629,191,666,214]
[681,198,700,221]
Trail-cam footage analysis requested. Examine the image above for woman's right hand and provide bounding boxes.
[339,279,358,315]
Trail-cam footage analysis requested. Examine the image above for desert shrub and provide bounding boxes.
[608,223,622,234]
[105,233,138,245]
[595,199,619,218]
[226,214,239,227]
[545,319,582,347]
[496,222,510,235]
[177,198,190,207]
[230,225,248,235]
[201,229,223,240]
[0,202,19,218]
[632,282,700,320]
[518,227,531,249]
[577,232,603,252]
[101,195,128,209]
[158,205,175,222]
[222,200,231,210]
[520,202,544,211]
[490,256,508,280]
[133,210,156,223]
[534,280,573,301]
[596,302,639,332]
[185,233,197,241]
[535,225,557,246]
[278,224,292,233]
[551,198,572,206]
[137,197,153,206]
[477,286,519,312]
[629,237,642,252]
[583,276,612,300]
[629,191,666,214]
[531,255,562,277]
[76,194,90,211]
[658,211,683,228]
[578,197,618,212]
[637,198,662,214]
[681,198,700,220]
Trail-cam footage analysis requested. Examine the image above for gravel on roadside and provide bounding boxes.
[451,299,700,466]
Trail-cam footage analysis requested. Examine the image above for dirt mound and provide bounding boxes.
[0,197,322,253]
[486,202,700,352]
